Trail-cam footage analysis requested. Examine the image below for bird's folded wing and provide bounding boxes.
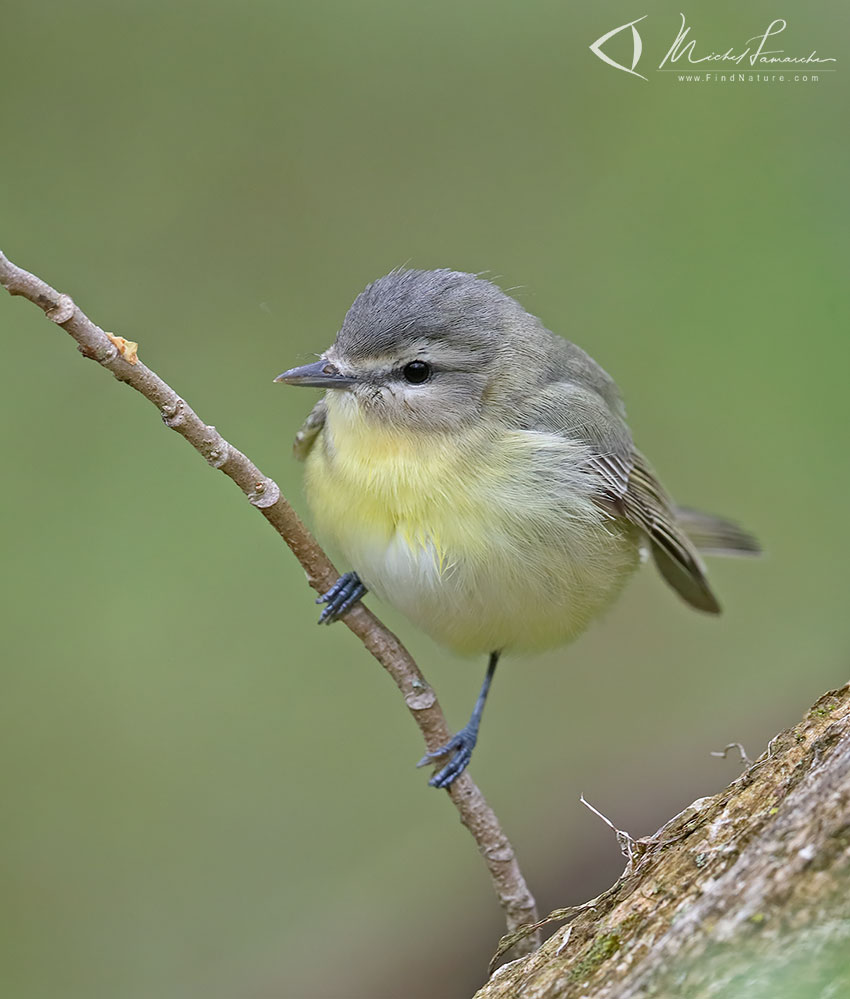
[605,450,722,614]
[522,380,722,614]
[293,397,327,461]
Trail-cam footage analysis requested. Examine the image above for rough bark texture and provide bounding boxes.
[478,683,850,999]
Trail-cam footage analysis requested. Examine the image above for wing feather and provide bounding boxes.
[293,398,327,461]
[522,379,722,614]
[592,449,722,614]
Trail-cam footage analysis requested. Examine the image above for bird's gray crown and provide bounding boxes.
[334,269,526,361]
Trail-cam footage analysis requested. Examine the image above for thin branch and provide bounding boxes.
[710,741,754,767]
[579,795,637,862]
[0,249,539,953]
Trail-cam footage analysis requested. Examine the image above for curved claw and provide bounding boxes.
[417,726,478,789]
[316,572,367,624]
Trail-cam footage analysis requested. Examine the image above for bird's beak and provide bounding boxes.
[273,360,358,389]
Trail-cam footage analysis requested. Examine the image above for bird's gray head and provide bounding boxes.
[276,269,544,432]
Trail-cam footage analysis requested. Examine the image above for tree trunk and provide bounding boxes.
[476,683,850,999]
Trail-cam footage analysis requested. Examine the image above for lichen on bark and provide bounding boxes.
[478,683,850,999]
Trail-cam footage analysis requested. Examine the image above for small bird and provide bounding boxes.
[276,270,759,788]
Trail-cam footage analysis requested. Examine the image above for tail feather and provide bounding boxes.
[675,507,762,557]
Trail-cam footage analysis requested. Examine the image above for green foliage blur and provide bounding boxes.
[2,2,847,997]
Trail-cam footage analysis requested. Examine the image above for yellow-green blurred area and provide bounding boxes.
[1,1,848,997]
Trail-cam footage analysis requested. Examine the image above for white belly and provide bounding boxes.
[342,512,640,655]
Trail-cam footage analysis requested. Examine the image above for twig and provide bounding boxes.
[710,742,754,767]
[580,794,637,862]
[0,249,539,952]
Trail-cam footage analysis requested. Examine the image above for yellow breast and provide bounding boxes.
[302,393,640,654]
[305,395,489,572]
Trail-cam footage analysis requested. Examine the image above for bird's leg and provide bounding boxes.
[316,571,368,624]
[417,651,500,789]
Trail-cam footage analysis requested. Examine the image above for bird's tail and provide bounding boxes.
[675,507,762,558]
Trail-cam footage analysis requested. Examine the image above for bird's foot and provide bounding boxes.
[316,572,367,624]
[416,724,479,789]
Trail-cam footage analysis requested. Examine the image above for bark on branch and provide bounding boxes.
[477,683,850,998]
[0,250,539,951]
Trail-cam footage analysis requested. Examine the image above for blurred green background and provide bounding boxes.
[2,2,848,997]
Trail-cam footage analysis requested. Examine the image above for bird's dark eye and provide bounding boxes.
[402,360,431,384]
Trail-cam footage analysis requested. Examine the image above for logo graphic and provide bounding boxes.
[590,15,836,83]
[589,15,648,80]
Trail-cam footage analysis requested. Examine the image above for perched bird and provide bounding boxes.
[276,270,759,788]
